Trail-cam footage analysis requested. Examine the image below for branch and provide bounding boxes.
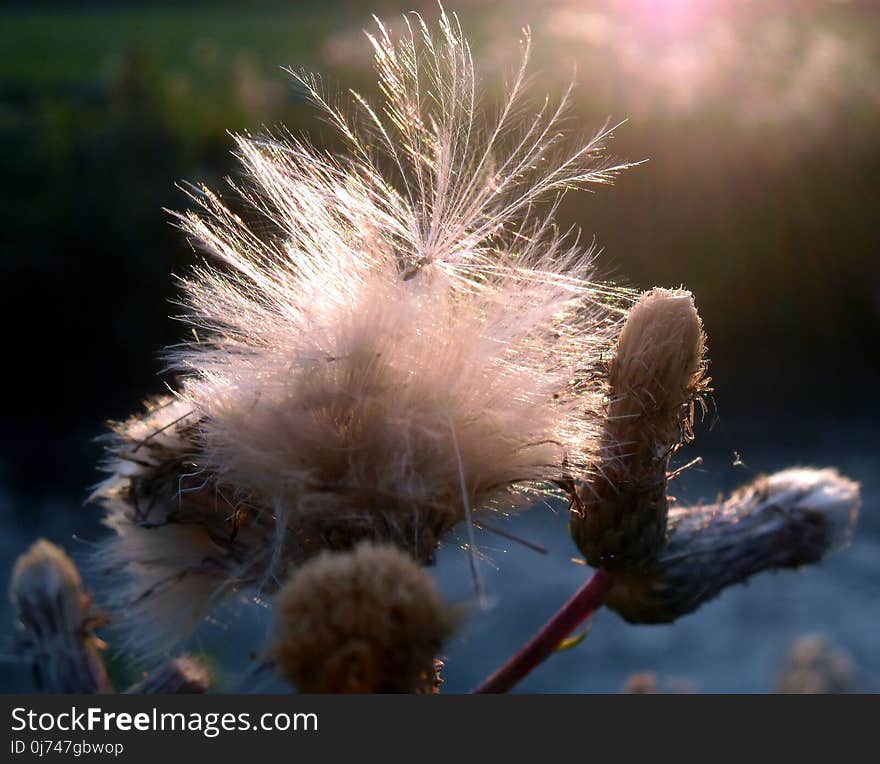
[473,569,614,693]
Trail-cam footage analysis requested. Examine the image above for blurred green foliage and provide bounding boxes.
[2,1,878,500]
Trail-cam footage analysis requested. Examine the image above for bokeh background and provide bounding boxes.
[1,0,878,692]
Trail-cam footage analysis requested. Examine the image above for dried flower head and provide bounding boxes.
[10,540,112,693]
[271,542,454,693]
[605,468,860,623]
[775,634,856,694]
[571,288,708,570]
[93,9,631,655]
[621,671,660,694]
[620,671,695,694]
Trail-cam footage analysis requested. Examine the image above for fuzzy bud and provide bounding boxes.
[620,672,694,693]
[605,468,860,623]
[621,671,660,694]
[272,542,455,693]
[775,634,855,694]
[571,288,708,570]
[10,540,112,693]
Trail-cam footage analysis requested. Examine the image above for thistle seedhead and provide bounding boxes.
[10,540,112,693]
[605,468,860,623]
[571,288,708,570]
[93,9,631,657]
[271,542,455,693]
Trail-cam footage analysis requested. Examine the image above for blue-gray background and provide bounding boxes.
[2,0,878,692]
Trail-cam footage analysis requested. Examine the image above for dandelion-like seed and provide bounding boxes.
[92,8,632,656]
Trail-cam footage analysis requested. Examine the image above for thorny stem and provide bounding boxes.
[473,569,614,693]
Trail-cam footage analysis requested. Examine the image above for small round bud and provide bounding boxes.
[272,542,455,693]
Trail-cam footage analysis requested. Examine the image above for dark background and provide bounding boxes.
[1,0,878,692]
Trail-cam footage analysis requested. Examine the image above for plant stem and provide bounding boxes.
[472,569,614,693]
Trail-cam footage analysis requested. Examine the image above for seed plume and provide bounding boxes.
[92,9,631,656]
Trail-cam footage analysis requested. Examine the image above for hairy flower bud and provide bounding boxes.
[605,468,860,623]
[775,634,855,694]
[272,542,455,693]
[10,540,112,693]
[571,288,708,569]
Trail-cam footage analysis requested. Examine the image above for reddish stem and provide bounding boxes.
[472,569,615,693]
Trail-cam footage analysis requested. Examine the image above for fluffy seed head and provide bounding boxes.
[174,8,630,548]
[91,397,236,657]
[271,542,454,693]
[93,10,632,656]
[605,468,860,623]
[571,288,708,569]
